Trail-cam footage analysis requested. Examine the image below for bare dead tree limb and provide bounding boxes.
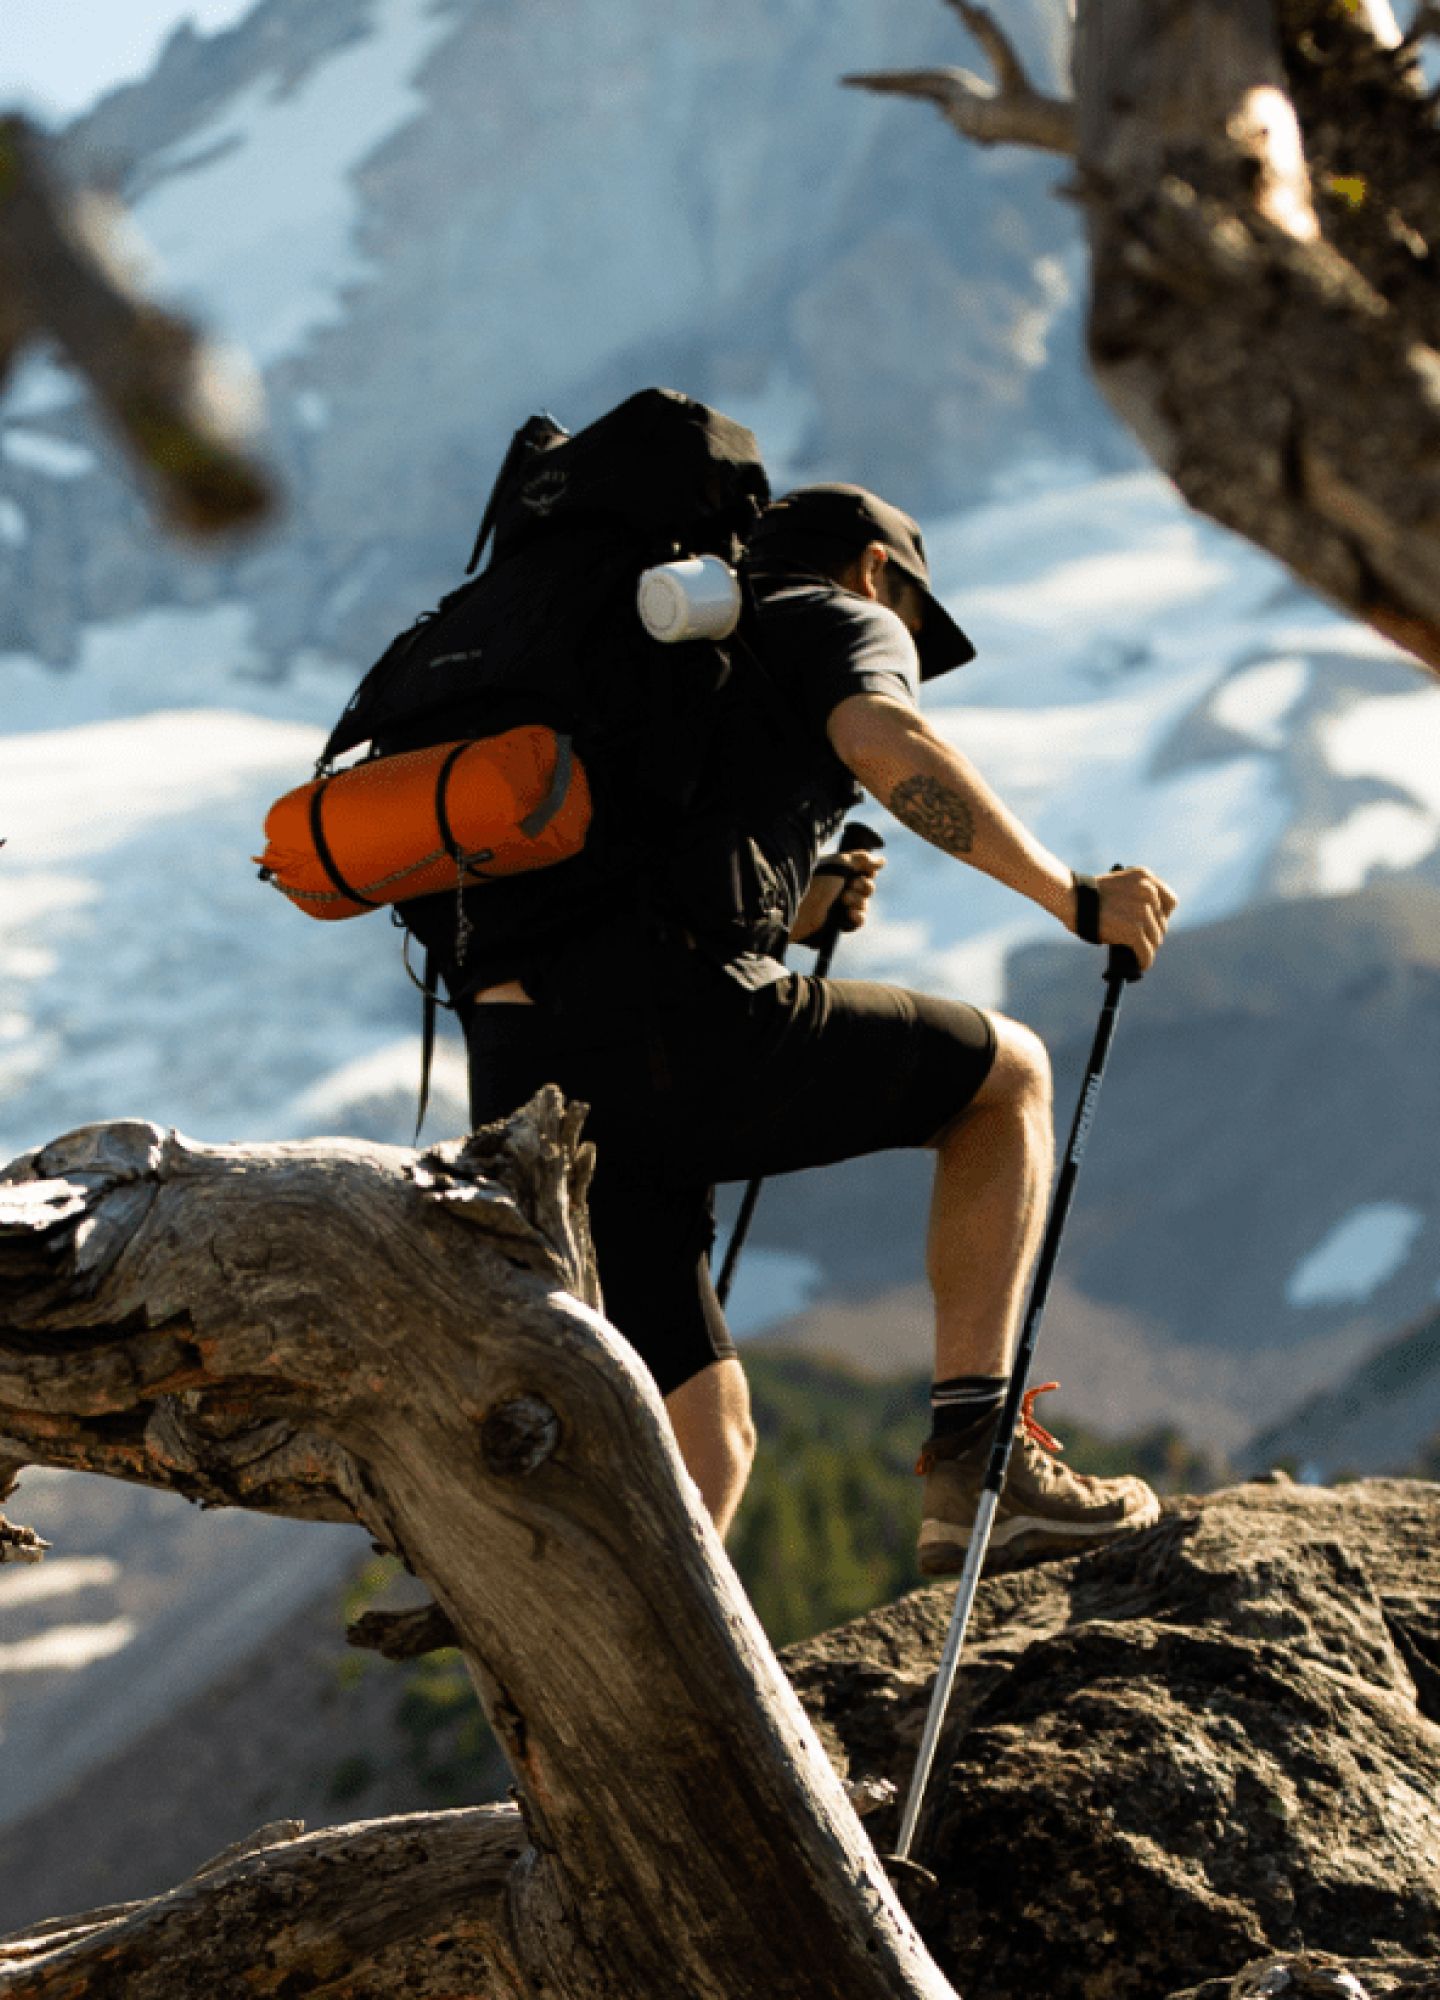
[0,1809,529,2000]
[348,1598,460,1660]
[0,116,274,538]
[869,0,1440,679]
[0,1092,955,2000]
[844,3,1076,154]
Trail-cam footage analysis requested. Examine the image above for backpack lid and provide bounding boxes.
[472,387,770,573]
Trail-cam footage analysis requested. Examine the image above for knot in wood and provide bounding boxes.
[480,1395,559,1477]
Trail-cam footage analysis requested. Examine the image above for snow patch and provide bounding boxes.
[0,711,321,865]
[134,0,453,366]
[0,1618,137,1674]
[1,601,350,734]
[1318,682,1440,828]
[1,353,77,422]
[0,498,27,546]
[2,429,97,479]
[294,389,330,432]
[282,1038,471,1146]
[1314,801,1440,894]
[1286,1204,1427,1308]
[0,1557,121,1610]
[1211,658,1311,748]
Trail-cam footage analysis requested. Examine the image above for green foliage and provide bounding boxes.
[327,1752,375,1805]
[732,1348,1222,1648]
[329,1551,497,1803]
[395,1648,496,1803]
[730,1352,927,1647]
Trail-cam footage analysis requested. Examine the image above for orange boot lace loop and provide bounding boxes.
[1020,1381,1064,1455]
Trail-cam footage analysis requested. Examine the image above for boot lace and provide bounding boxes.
[1020,1381,1064,1455]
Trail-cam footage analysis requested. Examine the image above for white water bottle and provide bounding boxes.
[636,555,742,643]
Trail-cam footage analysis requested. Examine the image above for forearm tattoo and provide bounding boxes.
[889,775,976,856]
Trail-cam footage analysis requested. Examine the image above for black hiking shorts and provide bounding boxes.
[463,954,996,1397]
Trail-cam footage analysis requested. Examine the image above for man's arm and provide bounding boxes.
[827,691,1176,970]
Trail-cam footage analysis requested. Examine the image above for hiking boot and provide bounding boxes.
[916,1382,1160,1578]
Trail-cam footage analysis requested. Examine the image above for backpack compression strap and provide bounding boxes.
[309,778,381,910]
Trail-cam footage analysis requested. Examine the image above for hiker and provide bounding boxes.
[453,480,1177,1567]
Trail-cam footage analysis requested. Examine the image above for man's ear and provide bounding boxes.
[856,541,890,598]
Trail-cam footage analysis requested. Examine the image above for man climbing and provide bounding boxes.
[452,480,1177,1571]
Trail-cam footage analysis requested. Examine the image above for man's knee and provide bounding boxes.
[930,1012,1050,1146]
[976,1013,1051,1111]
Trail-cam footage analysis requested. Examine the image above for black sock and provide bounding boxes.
[929,1373,1006,1447]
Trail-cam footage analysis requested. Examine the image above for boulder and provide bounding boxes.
[786,1478,1440,2000]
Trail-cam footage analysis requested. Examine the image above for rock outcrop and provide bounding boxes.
[788,1477,1440,2000]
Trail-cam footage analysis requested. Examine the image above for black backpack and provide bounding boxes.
[318,387,776,1133]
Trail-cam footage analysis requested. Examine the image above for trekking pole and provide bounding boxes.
[714,820,886,1309]
[892,913,1142,1866]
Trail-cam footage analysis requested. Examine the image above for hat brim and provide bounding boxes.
[889,558,976,683]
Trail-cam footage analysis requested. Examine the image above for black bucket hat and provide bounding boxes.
[748,482,976,681]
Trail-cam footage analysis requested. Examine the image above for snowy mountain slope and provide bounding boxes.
[2,0,1096,668]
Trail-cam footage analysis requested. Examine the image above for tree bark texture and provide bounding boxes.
[0,1810,529,2000]
[0,1094,955,2000]
[1075,0,1440,675]
[857,0,1440,679]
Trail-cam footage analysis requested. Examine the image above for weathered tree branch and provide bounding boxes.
[0,116,273,537]
[845,2,1077,154]
[871,0,1440,679]
[0,1092,955,2000]
[348,1598,459,1659]
[0,1809,528,1999]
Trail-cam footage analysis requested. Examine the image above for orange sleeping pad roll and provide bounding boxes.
[257,724,593,920]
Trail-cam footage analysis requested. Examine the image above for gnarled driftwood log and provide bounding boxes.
[0,1091,954,2000]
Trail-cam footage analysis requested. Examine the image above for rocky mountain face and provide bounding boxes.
[790,1476,1440,2000]
[2,0,1101,670]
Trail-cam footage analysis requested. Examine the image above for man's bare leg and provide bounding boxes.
[927,1014,1055,1380]
[665,1357,756,1538]
[918,1010,1160,1573]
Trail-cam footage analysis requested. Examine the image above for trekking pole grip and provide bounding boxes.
[812,820,885,979]
[1106,863,1142,985]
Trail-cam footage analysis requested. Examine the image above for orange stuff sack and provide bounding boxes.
[257,725,592,920]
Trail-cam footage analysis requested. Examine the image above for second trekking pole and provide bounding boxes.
[892,928,1142,1866]
[714,819,885,1310]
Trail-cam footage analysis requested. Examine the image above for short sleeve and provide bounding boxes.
[754,581,921,739]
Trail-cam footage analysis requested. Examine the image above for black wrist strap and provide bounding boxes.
[1071,870,1102,945]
